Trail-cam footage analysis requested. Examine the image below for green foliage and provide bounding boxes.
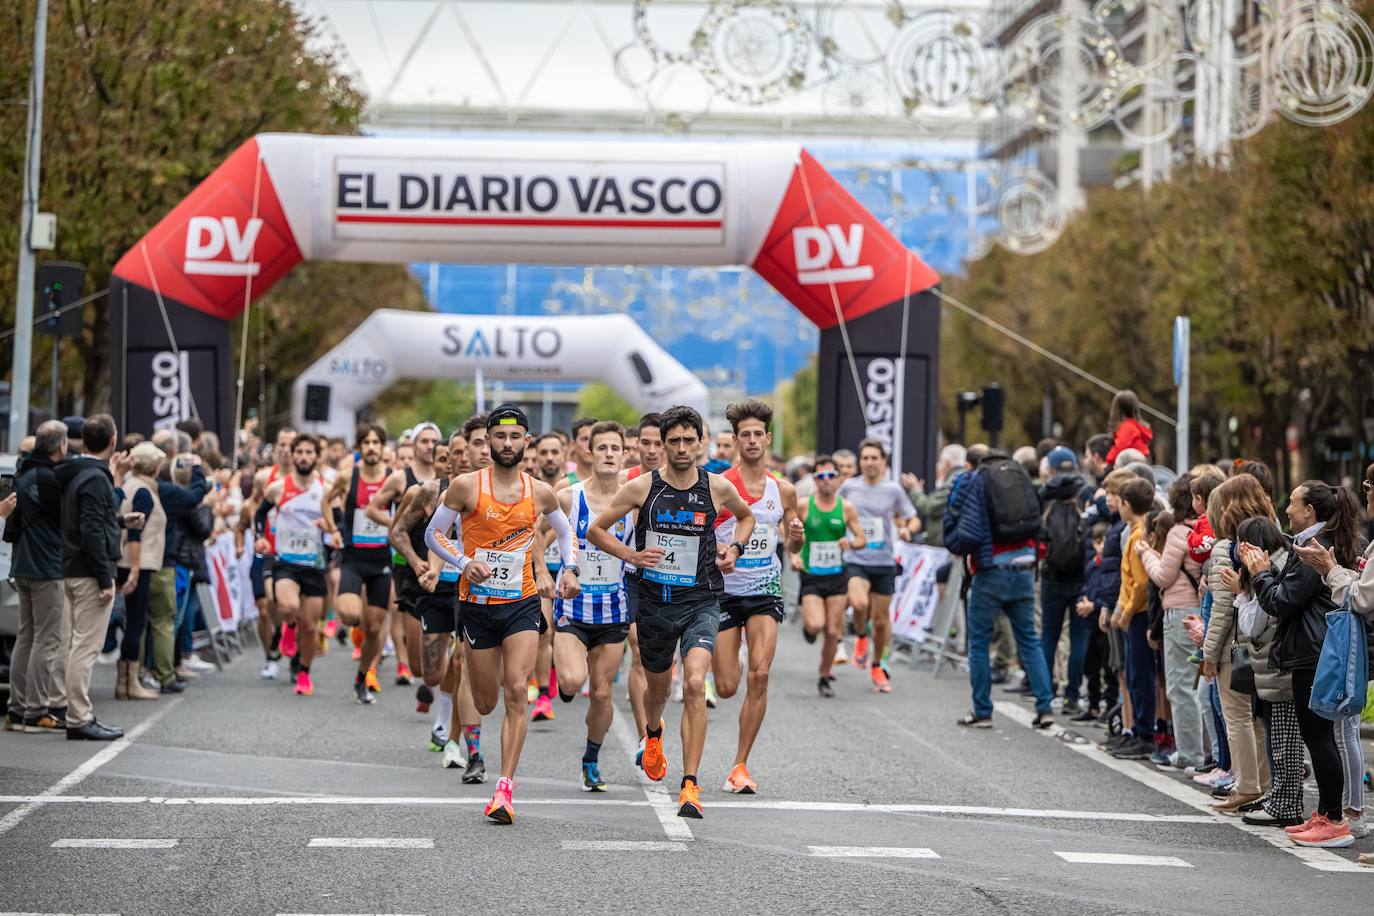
[370,380,476,439]
[576,383,640,427]
[781,353,817,454]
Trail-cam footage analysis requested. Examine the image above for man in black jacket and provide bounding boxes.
[57,414,127,741]
[4,420,70,732]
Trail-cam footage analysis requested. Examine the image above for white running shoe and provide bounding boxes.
[832,641,849,666]
[96,648,120,666]
[1348,815,1369,839]
[185,655,217,674]
[260,660,280,680]
[442,739,464,769]
[382,640,395,659]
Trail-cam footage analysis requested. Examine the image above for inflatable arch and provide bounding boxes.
[291,310,709,438]
[109,135,942,476]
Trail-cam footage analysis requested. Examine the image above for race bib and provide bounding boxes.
[351,508,388,548]
[641,530,700,587]
[578,549,623,596]
[860,516,887,551]
[278,525,321,568]
[543,539,562,569]
[809,540,843,575]
[438,562,460,584]
[737,524,776,569]
[468,547,526,600]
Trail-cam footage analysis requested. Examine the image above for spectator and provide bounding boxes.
[148,451,211,693]
[169,457,217,680]
[1073,522,1115,721]
[902,443,967,548]
[1012,445,1040,485]
[4,420,70,732]
[63,415,85,457]
[1105,390,1153,466]
[1082,434,1112,487]
[57,414,127,740]
[176,417,204,449]
[116,442,167,702]
[1108,477,1159,760]
[1038,447,1091,712]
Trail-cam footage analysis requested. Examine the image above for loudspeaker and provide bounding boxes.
[981,383,1004,434]
[303,383,331,422]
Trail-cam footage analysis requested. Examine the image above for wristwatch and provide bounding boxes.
[563,564,580,576]
[730,541,746,557]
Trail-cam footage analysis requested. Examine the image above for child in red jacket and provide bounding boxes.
[1105,390,1153,466]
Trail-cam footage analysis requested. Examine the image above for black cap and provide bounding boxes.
[63,415,85,439]
[486,403,529,431]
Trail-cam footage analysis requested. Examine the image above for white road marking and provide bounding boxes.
[307,838,433,848]
[0,699,183,839]
[276,913,426,915]
[993,700,1371,875]
[51,838,178,849]
[809,846,940,859]
[608,710,693,841]
[1055,851,1192,867]
[560,840,687,851]
[0,912,120,915]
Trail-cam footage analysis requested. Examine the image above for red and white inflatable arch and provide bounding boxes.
[110,134,942,476]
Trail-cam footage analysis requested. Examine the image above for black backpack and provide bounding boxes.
[1042,497,1085,576]
[978,455,1042,545]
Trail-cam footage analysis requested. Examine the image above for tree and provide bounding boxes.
[780,353,817,455]
[368,379,475,440]
[576,383,639,427]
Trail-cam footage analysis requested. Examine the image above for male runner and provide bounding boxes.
[324,423,391,704]
[791,455,866,697]
[247,427,295,677]
[711,400,804,794]
[560,416,595,487]
[394,442,414,470]
[254,434,337,696]
[623,411,662,760]
[587,405,754,819]
[463,414,491,472]
[833,449,857,480]
[424,405,580,824]
[448,429,471,475]
[542,421,635,791]
[531,431,570,720]
[840,439,920,693]
[623,425,640,470]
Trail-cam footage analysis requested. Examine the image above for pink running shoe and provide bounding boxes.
[322,618,339,639]
[485,776,516,824]
[279,623,298,659]
[294,670,313,696]
[1285,814,1321,836]
[1290,815,1354,848]
[531,693,555,722]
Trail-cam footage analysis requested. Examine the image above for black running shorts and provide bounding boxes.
[340,557,392,608]
[846,563,898,597]
[555,616,630,649]
[251,555,267,601]
[635,596,721,674]
[717,594,784,631]
[459,595,545,651]
[418,590,458,636]
[799,572,848,600]
[272,564,326,599]
[393,564,420,618]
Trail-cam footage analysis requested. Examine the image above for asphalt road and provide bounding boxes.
[2,617,1371,915]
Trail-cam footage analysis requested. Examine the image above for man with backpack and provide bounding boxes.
[1038,447,1091,714]
[945,449,1055,729]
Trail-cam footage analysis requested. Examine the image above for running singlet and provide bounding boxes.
[801,494,847,576]
[554,482,634,625]
[392,467,424,567]
[838,476,916,567]
[634,468,721,604]
[342,467,390,557]
[411,476,459,593]
[275,474,326,570]
[459,468,538,605]
[714,467,782,597]
[260,465,282,557]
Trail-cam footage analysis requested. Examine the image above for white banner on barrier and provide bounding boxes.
[205,532,255,631]
[889,543,949,644]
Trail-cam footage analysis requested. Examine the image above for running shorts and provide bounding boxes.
[717,594,784,631]
[340,558,392,608]
[272,564,326,599]
[635,596,721,674]
[555,616,631,649]
[799,572,847,600]
[418,590,458,636]
[393,564,420,618]
[250,555,267,601]
[459,595,545,650]
[846,562,898,597]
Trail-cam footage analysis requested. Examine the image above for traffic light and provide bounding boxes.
[36,262,86,337]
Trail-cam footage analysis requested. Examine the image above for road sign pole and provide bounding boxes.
[1174,316,1190,473]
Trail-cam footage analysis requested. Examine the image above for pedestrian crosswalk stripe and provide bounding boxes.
[307,838,433,849]
[561,840,687,851]
[1054,851,1192,867]
[808,846,940,859]
[51,838,178,849]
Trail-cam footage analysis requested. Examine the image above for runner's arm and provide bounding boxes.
[422,476,476,572]
[842,500,867,550]
[387,485,429,568]
[713,475,756,554]
[779,479,804,555]
[895,488,922,540]
[364,470,403,527]
[534,482,578,568]
[587,476,652,564]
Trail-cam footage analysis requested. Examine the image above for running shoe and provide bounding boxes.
[832,641,849,666]
[1286,815,1321,836]
[853,635,870,669]
[869,665,892,694]
[429,725,448,752]
[463,754,487,784]
[293,670,313,696]
[415,684,434,714]
[395,664,413,686]
[818,676,834,698]
[532,693,555,722]
[1195,768,1233,787]
[323,618,339,640]
[582,762,607,792]
[351,645,362,661]
[365,668,382,695]
[381,639,394,659]
[704,675,719,709]
[442,740,464,770]
[1070,706,1099,723]
[957,712,994,728]
[353,679,375,705]
[635,736,646,769]
[1290,815,1354,848]
[484,776,516,825]
[723,763,757,795]
[279,624,298,659]
[317,631,329,655]
[677,781,703,819]
[350,626,363,660]
[642,721,667,782]
[527,677,539,703]
[260,660,279,680]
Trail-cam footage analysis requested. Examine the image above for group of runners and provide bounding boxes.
[241,399,920,825]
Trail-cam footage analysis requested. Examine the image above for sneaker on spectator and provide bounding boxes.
[96,648,119,666]
[1110,737,1154,760]
[185,655,216,674]
[1347,814,1368,839]
[1285,815,1320,836]
[1070,706,1099,723]
[1290,815,1354,848]
[1195,768,1233,787]
[1244,810,1303,828]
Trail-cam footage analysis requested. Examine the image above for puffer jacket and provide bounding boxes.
[1141,522,1204,610]
[1202,539,1237,666]
[1249,546,1293,703]
[1253,530,1339,672]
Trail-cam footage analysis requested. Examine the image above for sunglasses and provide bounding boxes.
[815,471,838,480]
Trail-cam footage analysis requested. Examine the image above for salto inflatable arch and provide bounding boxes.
[109,135,942,477]
[291,310,708,439]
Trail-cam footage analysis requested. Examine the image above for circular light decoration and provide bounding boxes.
[1112,75,1183,143]
[1269,1,1374,127]
[821,66,890,122]
[632,0,698,63]
[1004,14,1128,131]
[1226,54,1272,139]
[693,0,811,106]
[1090,0,1184,75]
[998,169,1064,255]
[1171,49,1211,100]
[886,9,995,118]
[814,0,900,67]
[645,62,715,129]
[614,43,660,90]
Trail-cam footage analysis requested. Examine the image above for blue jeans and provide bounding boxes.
[1040,577,1090,702]
[1122,613,1156,739]
[967,567,1053,718]
[175,566,201,657]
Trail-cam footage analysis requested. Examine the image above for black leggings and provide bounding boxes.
[1083,627,1117,709]
[118,567,152,663]
[1291,667,1345,821]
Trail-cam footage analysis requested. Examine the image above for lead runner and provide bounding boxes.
[422,405,581,824]
[586,405,754,819]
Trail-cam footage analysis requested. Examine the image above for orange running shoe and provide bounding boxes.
[484,776,516,824]
[723,763,758,795]
[870,665,892,693]
[641,720,667,782]
[395,664,413,686]
[677,781,703,819]
[294,670,313,696]
[853,635,870,668]
[350,626,364,648]
[365,668,381,694]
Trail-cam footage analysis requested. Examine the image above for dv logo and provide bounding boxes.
[792,224,873,286]
[184,216,263,277]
